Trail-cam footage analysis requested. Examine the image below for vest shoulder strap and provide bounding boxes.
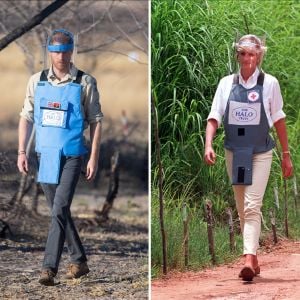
[257,72,265,86]
[74,70,84,84]
[40,69,49,81]
[233,74,239,84]
[39,69,84,84]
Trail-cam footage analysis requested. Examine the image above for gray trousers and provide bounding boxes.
[40,155,87,273]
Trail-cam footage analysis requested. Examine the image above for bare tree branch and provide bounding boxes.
[0,20,35,74]
[78,1,114,35]
[107,10,147,53]
[78,25,147,54]
[92,49,147,65]
[124,1,148,40]
[0,0,69,51]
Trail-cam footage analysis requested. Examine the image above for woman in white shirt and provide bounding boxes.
[204,34,293,281]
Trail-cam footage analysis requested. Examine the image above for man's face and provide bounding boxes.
[49,49,72,71]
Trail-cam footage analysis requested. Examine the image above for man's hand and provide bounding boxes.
[85,158,98,181]
[17,153,28,175]
[17,117,33,175]
[86,121,102,181]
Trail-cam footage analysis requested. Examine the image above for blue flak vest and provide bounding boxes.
[223,72,275,185]
[34,69,87,184]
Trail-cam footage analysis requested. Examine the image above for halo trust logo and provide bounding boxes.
[232,107,257,122]
[247,90,259,102]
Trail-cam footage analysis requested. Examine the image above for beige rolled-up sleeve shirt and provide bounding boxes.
[20,64,103,128]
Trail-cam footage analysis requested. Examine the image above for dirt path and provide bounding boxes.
[0,190,148,300]
[152,240,300,300]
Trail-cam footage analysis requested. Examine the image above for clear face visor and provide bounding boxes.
[233,35,267,70]
[235,34,266,53]
[47,29,74,53]
[236,41,262,53]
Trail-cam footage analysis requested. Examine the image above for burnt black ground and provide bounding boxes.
[0,169,148,299]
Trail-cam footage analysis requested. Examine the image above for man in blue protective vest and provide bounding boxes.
[17,29,103,286]
[205,34,293,281]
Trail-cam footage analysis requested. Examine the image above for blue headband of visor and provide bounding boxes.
[47,43,74,52]
[47,29,74,52]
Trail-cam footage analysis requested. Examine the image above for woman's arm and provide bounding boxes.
[204,119,218,165]
[273,118,293,178]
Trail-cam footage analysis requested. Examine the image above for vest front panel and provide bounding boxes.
[34,81,87,156]
[223,75,275,154]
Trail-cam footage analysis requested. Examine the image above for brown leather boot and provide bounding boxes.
[65,262,89,279]
[38,269,56,286]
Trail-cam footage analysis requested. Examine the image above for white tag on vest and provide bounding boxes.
[42,109,64,127]
[228,101,261,125]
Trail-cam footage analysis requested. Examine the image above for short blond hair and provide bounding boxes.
[235,34,267,65]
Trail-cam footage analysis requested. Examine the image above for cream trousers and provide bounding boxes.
[225,149,273,255]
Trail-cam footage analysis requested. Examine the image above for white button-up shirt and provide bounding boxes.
[207,68,286,128]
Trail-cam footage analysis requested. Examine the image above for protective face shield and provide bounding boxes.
[47,29,74,52]
[43,29,76,69]
[233,34,267,69]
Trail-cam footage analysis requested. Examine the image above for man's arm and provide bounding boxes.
[273,118,293,178]
[86,121,102,181]
[17,117,33,174]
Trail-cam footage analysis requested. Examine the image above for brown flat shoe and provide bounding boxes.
[240,266,255,281]
[239,265,260,278]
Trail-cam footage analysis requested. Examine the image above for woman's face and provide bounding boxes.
[237,49,259,73]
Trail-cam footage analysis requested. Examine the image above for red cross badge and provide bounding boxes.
[247,91,259,102]
[47,101,61,109]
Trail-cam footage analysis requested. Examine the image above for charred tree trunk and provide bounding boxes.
[0,219,13,238]
[11,128,36,206]
[31,182,42,215]
[100,150,120,220]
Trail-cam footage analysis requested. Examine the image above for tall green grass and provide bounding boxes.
[151,194,300,278]
[151,0,300,209]
[152,0,300,275]
[152,0,300,197]
[151,196,243,277]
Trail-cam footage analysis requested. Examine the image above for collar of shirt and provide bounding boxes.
[238,67,260,89]
[48,63,78,84]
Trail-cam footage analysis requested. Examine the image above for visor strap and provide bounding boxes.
[47,44,73,52]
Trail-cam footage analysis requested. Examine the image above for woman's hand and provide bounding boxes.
[204,146,216,165]
[281,154,293,178]
[204,119,218,165]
